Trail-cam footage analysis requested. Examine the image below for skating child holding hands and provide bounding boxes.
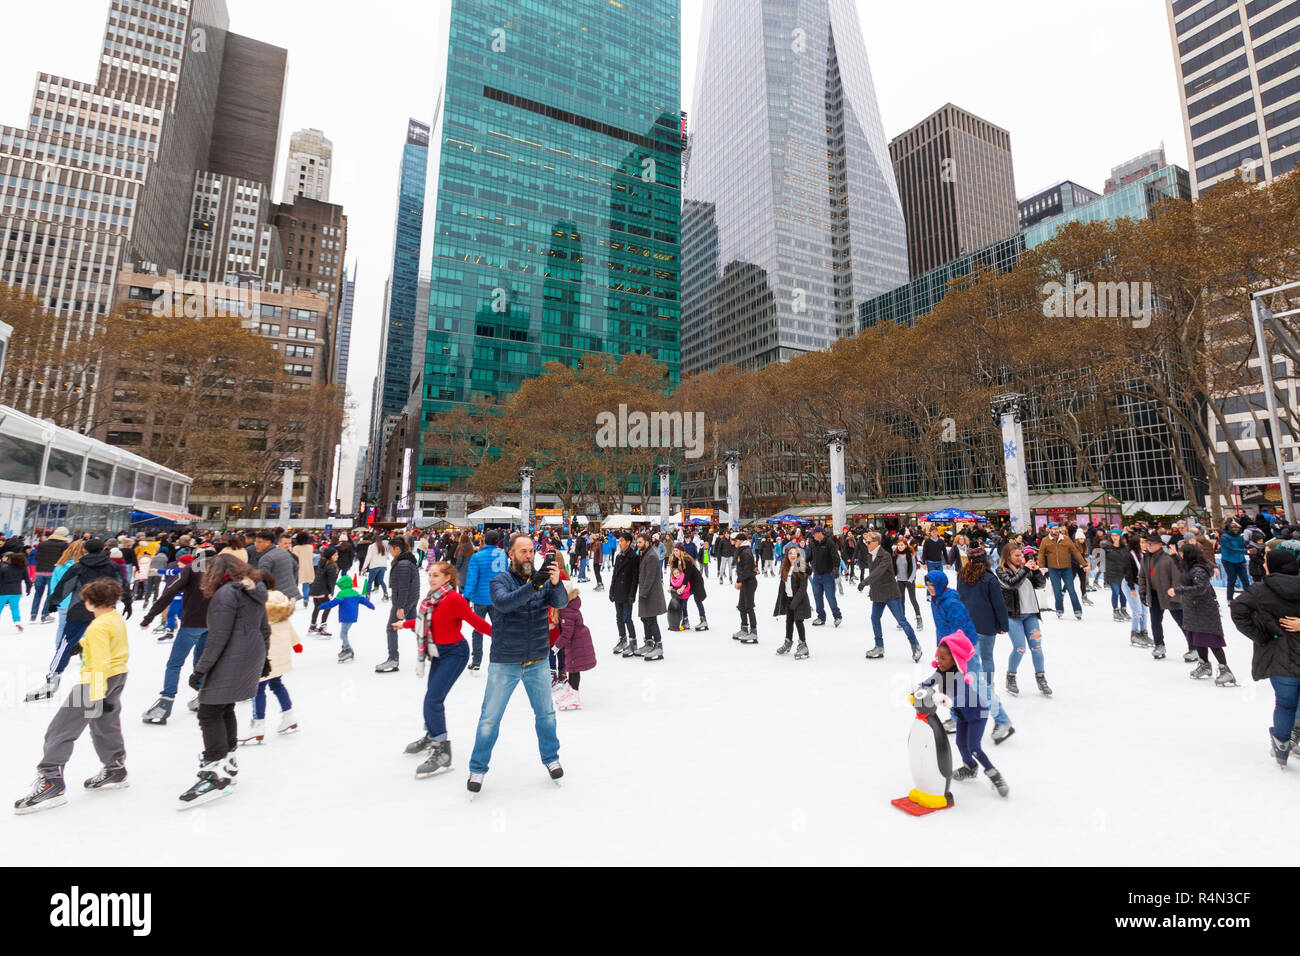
[317,573,376,663]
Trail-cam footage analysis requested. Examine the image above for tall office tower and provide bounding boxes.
[1018,180,1101,230]
[1167,0,1300,197]
[889,104,1019,279]
[1105,147,1168,192]
[0,0,232,421]
[682,0,905,374]
[367,119,428,494]
[182,34,288,284]
[272,195,348,372]
[281,128,333,203]
[414,0,682,514]
[335,262,357,387]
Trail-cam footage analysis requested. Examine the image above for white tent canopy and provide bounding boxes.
[466,506,522,522]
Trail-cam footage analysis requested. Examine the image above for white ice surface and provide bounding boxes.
[0,566,1289,865]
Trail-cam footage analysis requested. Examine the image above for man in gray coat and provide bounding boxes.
[1139,533,1188,662]
[377,536,421,673]
[252,531,298,606]
[860,531,920,659]
[636,532,668,661]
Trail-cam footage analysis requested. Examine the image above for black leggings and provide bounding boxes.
[1197,646,1228,666]
[785,616,806,642]
[197,702,237,762]
[311,596,332,626]
[899,579,921,616]
[568,672,581,690]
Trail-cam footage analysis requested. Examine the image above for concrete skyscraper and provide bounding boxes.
[1167,0,1300,197]
[889,104,1018,279]
[281,128,333,203]
[681,0,906,374]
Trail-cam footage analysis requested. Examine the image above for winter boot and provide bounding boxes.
[1271,732,1292,769]
[405,733,435,755]
[991,723,1015,745]
[1189,659,1212,680]
[794,641,809,660]
[177,758,233,809]
[986,767,1010,797]
[864,645,884,659]
[776,639,793,656]
[415,740,453,778]
[277,710,299,734]
[1035,673,1053,697]
[83,766,128,791]
[1215,666,1237,688]
[1005,673,1019,696]
[13,775,66,814]
[1152,644,1167,660]
[142,696,174,725]
[238,719,266,746]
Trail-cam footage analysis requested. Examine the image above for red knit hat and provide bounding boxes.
[934,631,976,685]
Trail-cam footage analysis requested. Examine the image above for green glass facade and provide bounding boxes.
[419,0,681,493]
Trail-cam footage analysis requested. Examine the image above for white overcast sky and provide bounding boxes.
[2,0,1187,496]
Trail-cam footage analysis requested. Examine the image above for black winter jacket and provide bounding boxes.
[1100,542,1128,584]
[196,579,270,704]
[49,551,132,622]
[994,565,1045,619]
[142,563,211,629]
[33,537,68,574]
[806,538,839,575]
[773,572,811,619]
[1230,573,1300,680]
[610,547,640,604]
[1173,562,1223,636]
[389,551,421,615]
[311,559,338,598]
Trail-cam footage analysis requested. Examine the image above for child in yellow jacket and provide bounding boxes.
[15,576,130,814]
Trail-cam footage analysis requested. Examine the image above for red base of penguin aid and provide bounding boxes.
[891,791,954,816]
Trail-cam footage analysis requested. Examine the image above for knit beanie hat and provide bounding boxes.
[935,631,976,684]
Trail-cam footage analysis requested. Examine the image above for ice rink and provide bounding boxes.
[0,562,1287,865]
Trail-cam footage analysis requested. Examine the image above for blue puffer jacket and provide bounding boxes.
[956,567,1010,636]
[927,570,978,644]
[464,545,507,606]
[1219,532,1248,564]
[489,568,568,664]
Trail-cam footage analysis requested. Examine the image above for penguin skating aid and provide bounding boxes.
[892,685,955,816]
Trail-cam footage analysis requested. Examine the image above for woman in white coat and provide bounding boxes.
[360,537,391,601]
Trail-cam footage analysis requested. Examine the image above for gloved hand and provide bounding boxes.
[122,607,132,621]
[933,692,953,710]
[261,657,271,678]
[188,671,203,691]
[292,643,303,654]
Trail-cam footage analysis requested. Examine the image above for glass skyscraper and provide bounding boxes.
[681,0,907,374]
[417,0,681,500]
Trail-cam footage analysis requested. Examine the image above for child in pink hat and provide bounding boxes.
[917,631,1009,797]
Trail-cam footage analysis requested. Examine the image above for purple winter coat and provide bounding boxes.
[555,595,597,673]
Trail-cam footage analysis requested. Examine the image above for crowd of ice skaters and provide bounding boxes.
[5,504,1300,813]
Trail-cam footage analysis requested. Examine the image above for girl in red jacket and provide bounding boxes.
[402,561,490,779]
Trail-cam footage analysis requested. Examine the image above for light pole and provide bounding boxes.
[824,429,847,534]
[278,458,300,525]
[723,450,740,529]
[519,466,535,534]
[991,394,1031,533]
[1250,284,1300,523]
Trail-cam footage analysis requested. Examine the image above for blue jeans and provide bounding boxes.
[971,636,1011,726]
[29,573,51,620]
[578,556,588,579]
[1006,615,1044,674]
[300,582,311,604]
[469,660,559,774]
[811,572,841,621]
[615,601,637,642]
[423,638,469,739]
[1223,561,1250,602]
[470,603,492,666]
[166,598,182,631]
[340,620,353,649]
[925,560,944,573]
[366,567,388,598]
[1270,677,1300,741]
[162,627,208,698]
[1108,580,1125,609]
[871,597,917,646]
[1126,588,1147,632]
[253,676,292,720]
[1047,567,1081,614]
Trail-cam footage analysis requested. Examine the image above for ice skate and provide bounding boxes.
[622,641,641,658]
[24,677,59,702]
[833,617,842,628]
[177,759,233,810]
[1035,674,1053,697]
[643,640,665,659]
[546,761,564,781]
[776,639,792,655]
[1152,645,1166,660]
[315,627,332,639]
[915,615,924,629]
[1119,607,1131,621]
[405,733,434,755]
[1189,659,1212,680]
[157,629,174,643]
[942,717,956,734]
[415,741,453,778]
[83,766,128,791]
[612,638,627,655]
[337,646,354,663]
[865,645,884,659]
[1081,595,1094,607]
[794,641,809,660]
[238,718,266,746]
[731,627,748,641]
[1005,673,1019,695]
[1130,630,1153,648]
[1214,666,1237,687]
[557,687,581,710]
[910,642,923,663]
[1074,611,1083,621]
[1182,649,1199,663]
[694,620,709,631]
[14,776,66,814]
[1112,608,1123,622]
[1271,732,1292,769]
[466,772,485,793]
[991,723,1015,745]
[142,696,174,725]
[952,764,977,781]
[276,709,299,734]
[221,752,239,784]
[811,618,826,627]
[375,658,399,673]
[986,767,1010,797]
[737,630,757,645]
[187,696,199,712]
